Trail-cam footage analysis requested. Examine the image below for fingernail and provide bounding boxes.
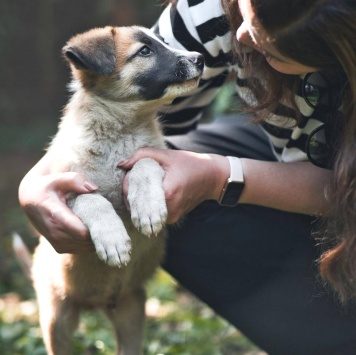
[117,159,128,167]
[83,181,98,191]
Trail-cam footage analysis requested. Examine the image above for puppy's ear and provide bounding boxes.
[63,27,117,75]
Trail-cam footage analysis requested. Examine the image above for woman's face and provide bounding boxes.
[236,0,317,75]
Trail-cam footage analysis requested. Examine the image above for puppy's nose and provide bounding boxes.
[188,54,205,71]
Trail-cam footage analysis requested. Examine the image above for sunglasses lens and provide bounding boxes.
[307,125,331,169]
[304,82,320,108]
[303,73,330,110]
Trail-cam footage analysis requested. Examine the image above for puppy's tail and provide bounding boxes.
[12,232,32,279]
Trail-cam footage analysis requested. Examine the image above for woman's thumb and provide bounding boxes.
[118,147,164,169]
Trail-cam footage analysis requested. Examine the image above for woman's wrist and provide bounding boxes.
[207,154,231,201]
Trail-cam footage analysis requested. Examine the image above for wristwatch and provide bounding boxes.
[218,156,245,207]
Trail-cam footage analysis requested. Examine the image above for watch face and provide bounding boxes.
[220,181,244,206]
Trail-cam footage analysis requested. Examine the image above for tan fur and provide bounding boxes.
[32,26,203,355]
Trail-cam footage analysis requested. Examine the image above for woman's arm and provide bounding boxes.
[18,153,97,253]
[120,148,332,224]
[239,158,331,215]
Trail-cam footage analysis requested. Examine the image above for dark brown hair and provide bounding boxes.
[222,0,356,302]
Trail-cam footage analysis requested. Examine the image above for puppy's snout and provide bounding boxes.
[188,54,205,71]
[175,52,205,80]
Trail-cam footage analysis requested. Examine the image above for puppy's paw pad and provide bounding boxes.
[131,204,167,237]
[92,229,132,267]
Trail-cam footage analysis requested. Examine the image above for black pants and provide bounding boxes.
[163,114,356,355]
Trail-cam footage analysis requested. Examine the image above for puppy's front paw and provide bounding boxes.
[131,196,167,237]
[128,158,167,236]
[91,222,132,267]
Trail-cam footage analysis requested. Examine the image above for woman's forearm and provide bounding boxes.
[230,159,332,215]
[120,149,332,221]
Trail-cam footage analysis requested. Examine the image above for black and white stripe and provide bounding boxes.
[154,0,329,163]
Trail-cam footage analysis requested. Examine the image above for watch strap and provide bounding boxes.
[218,156,244,206]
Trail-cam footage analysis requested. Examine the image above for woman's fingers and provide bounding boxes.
[48,172,98,195]
[25,198,94,253]
[120,149,225,224]
[118,147,168,169]
[20,172,96,254]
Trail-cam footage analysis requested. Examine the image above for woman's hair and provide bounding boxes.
[221,1,299,118]
[222,0,356,302]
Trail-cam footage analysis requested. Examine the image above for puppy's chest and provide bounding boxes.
[68,130,163,207]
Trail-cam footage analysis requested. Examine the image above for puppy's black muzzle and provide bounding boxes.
[188,53,205,72]
[175,53,205,80]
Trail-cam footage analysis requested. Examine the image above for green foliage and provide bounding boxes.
[0,294,45,355]
[0,270,262,355]
[211,81,241,116]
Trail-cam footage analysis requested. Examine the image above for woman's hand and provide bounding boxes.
[119,148,230,224]
[19,171,97,254]
[119,148,334,219]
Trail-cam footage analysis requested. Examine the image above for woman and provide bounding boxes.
[19,0,356,353]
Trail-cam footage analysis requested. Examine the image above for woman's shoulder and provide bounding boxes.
[172,0,229,41]
[157,0,233,67]
[182,0,226,17]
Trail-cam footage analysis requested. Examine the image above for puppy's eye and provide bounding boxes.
[138,46,152,56]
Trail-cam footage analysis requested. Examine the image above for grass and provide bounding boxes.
[0,269,263,355]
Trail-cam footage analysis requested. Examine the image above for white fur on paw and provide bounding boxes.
[128,158,167,236]
[130,199,167,236]
[90,222,132,267]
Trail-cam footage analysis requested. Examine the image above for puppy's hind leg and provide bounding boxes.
[38,293,80,355]
[104,288,146,355]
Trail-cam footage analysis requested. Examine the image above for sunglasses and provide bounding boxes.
[302,72,342,169]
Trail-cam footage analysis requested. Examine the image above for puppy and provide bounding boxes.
[31,26,204,355]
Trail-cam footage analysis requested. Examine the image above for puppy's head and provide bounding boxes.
[63,26,204,103]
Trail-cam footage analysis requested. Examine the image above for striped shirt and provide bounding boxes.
[153,0,329,163]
